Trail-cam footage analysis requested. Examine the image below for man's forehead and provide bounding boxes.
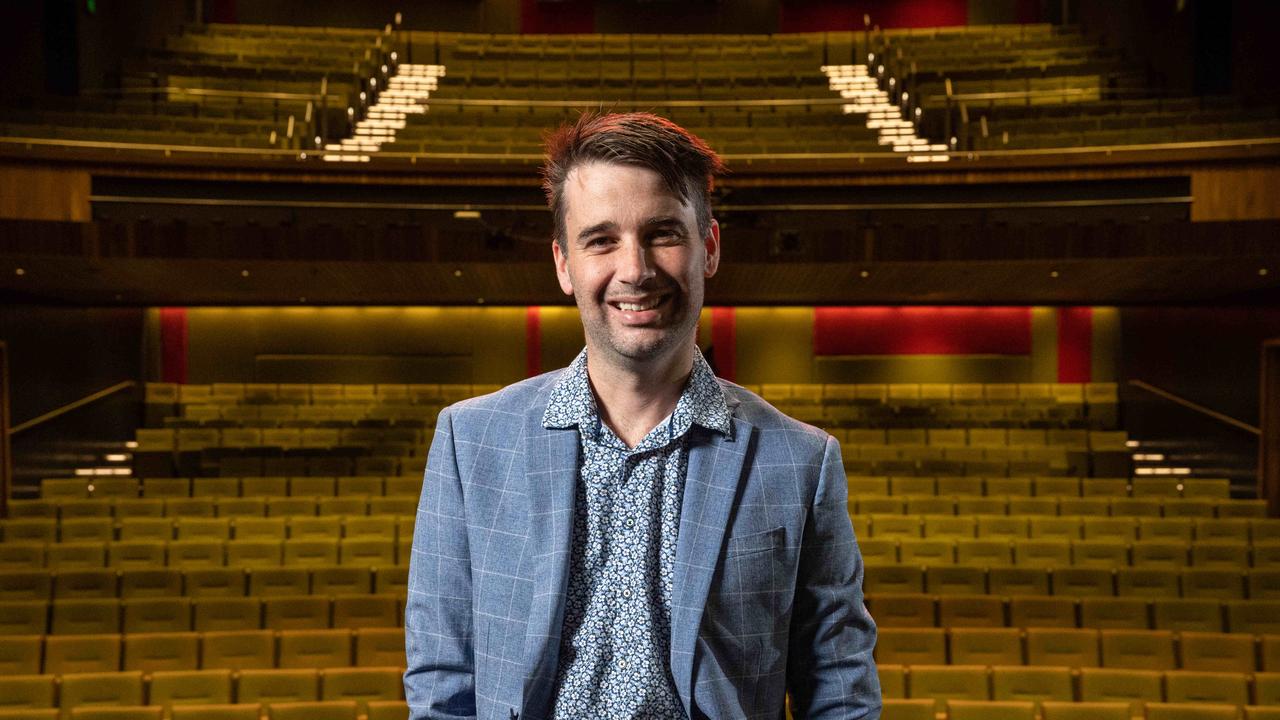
[564,160,690,209]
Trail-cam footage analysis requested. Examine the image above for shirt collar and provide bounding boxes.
[542,347,732,442]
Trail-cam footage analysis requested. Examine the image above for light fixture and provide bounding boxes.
[241,270,250,278]
[453,270,463,278]
[14,268,25,276]
[1050,270,1060,278]
[860,270,870,278]
[1261,268,1270,276]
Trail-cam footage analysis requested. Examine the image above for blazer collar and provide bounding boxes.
[520,409,579,717]
[669,409,753,713]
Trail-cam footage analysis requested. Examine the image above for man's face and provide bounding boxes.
[552,160,720,371]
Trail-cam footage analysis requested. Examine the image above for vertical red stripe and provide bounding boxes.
[813,307,1032,356]
[526,306,542,378]
[159,308,188,384]
[1057,307,1093,383]
[520,0,595,33]
[710,307,736,382]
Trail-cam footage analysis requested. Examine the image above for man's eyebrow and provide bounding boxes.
[645,216,686,228]
[576,221,616,242]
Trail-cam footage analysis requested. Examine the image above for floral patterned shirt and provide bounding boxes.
[542,347,732,720]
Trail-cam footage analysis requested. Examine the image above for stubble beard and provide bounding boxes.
[577,286,702,368]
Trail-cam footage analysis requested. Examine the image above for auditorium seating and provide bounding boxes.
[866,24,1280,150]
[7,20,1275,160]
[3,376,1273,718]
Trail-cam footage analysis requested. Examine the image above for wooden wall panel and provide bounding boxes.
[0,165,91,221]
[1191,167,1280,221]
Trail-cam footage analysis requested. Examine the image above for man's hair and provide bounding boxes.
[541,112,726,250]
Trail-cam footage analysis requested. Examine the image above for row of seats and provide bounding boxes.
[871,595,1280,635]
[882,698,1275,720]
[137,427,429,450]
[850,514,1278,540]
[38,477,423,500]
[146,383,495,405]
[146,381,1114,407]
[0,537,412,570]
[850,476,1230,498]
[136,455,419,482]
[876,664,1280,712]
[9,509,1272,544]
[860,539,1279,569]
[0,668,405,719]
[0,595,405,635]
[3,516,410,543]
[847,497,1266,518]
[7,496,419,520]
[1,566,408,601]
[837,428,1122,447]
[863,566,1280,604]
[0,629,405,673]
[875,627,1274,671]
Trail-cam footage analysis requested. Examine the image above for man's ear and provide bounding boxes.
[703,219,721,278]
[552,239,575,296]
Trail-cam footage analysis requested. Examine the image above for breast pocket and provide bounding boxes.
[725,526,785,559]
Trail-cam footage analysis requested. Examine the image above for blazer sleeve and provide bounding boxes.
[786,435,882,719]
[404,406,479,720]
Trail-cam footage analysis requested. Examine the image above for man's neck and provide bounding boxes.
[586,344,694,449]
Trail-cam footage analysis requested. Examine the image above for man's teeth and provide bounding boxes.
[617,299,660,312]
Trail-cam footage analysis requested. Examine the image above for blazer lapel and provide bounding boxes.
[519,414,580,717]
[670,414,754,712]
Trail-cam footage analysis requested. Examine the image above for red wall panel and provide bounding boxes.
[159,307,188,384]
[521,0,595,34]
[813,306,1032,356]
[1057,306,1093,383]
[779,0,968,33]
[710,307,737,382]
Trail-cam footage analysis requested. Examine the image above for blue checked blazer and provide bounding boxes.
[404,369,880,720]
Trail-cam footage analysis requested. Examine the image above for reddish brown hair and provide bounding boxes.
[541,112,725,249]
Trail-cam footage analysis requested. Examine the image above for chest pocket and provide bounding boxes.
[724,526,785,558]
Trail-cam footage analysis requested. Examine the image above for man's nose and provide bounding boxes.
[617,240,657,285]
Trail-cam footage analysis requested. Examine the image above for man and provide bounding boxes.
[404,112,880,720]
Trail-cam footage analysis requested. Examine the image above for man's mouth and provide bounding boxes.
[609,295,666,312]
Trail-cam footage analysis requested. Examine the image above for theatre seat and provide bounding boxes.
[908,665,989,711]
[946,700,1036,720]
[1164,670,1249,705]
[266,701,359,720]
[170,705,261,720]
[0,673,56,710]
[990,666,1073,702]
[237,668,321,704]
[1039,701,1130,720]
[149,669,234,708]
[1144,703,1241,720]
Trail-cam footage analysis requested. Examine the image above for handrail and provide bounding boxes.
[79,86,325,102]
[949,88,1149,102]
[1128,379,1261,436]
[420,97,852,109]
[3,133,1278,163]
[8,381,137,436]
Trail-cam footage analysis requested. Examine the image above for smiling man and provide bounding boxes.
[404,112,880,720]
